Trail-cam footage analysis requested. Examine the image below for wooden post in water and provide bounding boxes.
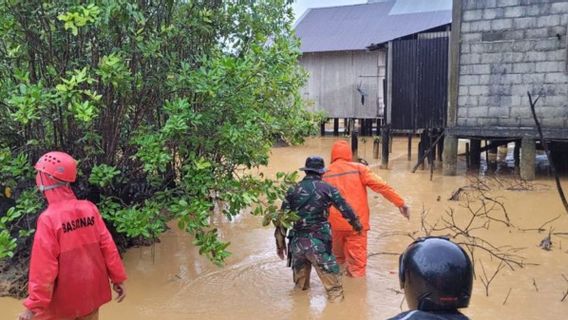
[465,142,470,169]
[407,135,412,161]
[351,128,359,160]
[333,118,339,136]
[431,129,438,161]
[320,119,326,136]
[437,131,445,163]
[428,129,434,167]
[411,133,446,174]
[418,131,428,170]
[486,139,496,173]
[429,130,435,180]
[489,140,498,155]
[381,126,390,168]
[373,137,380,159]
[514,139,521,170]
[418,141,424,170]
[470,139,481,169]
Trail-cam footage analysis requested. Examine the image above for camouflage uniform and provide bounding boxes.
[276,174,361,302]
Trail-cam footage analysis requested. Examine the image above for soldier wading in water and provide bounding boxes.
[275,156,363,302]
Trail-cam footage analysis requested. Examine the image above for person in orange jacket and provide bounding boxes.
[323,140,409,277]
[18,152,127,320]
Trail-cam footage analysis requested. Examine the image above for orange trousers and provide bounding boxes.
[36,309,99,320]
[332,230,368,277]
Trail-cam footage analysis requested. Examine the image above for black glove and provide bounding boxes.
[352,219,363,233]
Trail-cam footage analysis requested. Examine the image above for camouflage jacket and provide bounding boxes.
[281,174,360,233]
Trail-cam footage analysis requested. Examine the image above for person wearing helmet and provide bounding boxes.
[18,152,127,320]
[324,140,409,277]
[275,156,363,302]
[388,237,473,320]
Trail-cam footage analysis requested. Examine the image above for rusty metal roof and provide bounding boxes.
[295,0,452,53]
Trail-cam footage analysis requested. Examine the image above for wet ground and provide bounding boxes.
[1,137,568,319]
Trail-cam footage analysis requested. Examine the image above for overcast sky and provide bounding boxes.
[292,0,366,21]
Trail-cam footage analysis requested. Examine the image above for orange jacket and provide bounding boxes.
[24,184,127,319]
[323,140,405,231]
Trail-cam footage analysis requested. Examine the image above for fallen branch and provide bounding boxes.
[503,288,512,305]
[367,252,399,258]
[519,214,562,233]
[449,187,466,201]
[377,230,418,241]
[479,260,506,296]
[562,274,568,302]
[387,288,404,295]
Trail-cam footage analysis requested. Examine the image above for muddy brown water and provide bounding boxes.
[2,137,568,319]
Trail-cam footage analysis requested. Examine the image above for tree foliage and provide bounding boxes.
[0,0,319,264]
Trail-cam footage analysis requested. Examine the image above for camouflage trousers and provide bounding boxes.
[289,230,344,302]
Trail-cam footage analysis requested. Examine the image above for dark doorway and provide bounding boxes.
[390,36,449,130]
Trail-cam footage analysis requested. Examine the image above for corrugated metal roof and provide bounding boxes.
[389,0,452,15]
[295,0,452,53]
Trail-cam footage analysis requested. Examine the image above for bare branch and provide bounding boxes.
[367,252,399,258]
[387,288,404,295]
[479,260,506,296]
[503,288,512,305]
[527,91,568,214]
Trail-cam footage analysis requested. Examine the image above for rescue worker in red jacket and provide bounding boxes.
[323,140,409,277]
[18,152,127,320]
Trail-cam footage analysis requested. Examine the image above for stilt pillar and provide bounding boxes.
[333,118,339,136]
[469,139,481,169]
[514,139,521,170]
[520,137,536,181]
[351,129,359,160]
[442,134,458,176]
[381,126,390,168]
[407,135,412,161]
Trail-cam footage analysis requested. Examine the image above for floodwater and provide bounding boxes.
[1,137,568,319]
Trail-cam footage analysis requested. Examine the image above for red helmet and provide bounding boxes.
[34,151,77,182]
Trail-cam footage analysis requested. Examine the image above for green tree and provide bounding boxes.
[0,0,320,265]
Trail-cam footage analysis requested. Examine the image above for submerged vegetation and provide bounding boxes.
[0,0,320,279]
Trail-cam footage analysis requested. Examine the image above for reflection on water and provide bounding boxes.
[1,137,568,319]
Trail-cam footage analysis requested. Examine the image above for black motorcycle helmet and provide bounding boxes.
[399,236,473,311]
[300,156,326,174]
